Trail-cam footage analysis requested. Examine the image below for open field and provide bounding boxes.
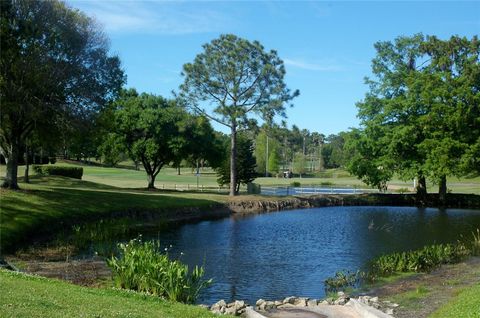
[2,161,479,194]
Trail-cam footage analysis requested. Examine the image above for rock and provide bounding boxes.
[198,304,209,309]
[385,308,394,315]
[264,301,276,310]
[224,306,237,315]
[283,296,296,304]
[391,303,399,308]
[370,296,379,303]
[274,301,283,306]
[234,300,246,311]
[307,299,318,307]
[255,299,265,307]
[337,291,345,297]
[334,298,347,305]
[319,300,329,305]
[211,300,227,311]
[358,295,370,304]
[326,297,335,305]
[294,297,308,307]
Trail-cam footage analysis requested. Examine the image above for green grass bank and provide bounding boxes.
[0,269,214,318]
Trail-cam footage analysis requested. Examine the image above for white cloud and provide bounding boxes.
[283,58,343,72]
[69,1,230,35]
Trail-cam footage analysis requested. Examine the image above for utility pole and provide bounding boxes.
[265,134,269,177]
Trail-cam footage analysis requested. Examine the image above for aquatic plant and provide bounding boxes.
[107,237,212,304]
[471,228,480,256]
[369,243,469,275]
[325,236,475,293]
[324,270,364,293]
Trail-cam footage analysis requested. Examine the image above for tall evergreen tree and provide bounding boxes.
[179,34,298,195]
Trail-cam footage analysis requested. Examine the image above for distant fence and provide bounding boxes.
[260,186,378,196]
[154,184,245,193]
[152,184,378,196]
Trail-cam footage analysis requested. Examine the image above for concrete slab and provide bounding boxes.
[245,301,394,318]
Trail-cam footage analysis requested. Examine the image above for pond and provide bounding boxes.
[78,206,480,304]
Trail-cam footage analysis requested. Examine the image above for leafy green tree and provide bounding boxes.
[254,129,281,176]
[293,153,307,178]
[268,149,280,176]
[216,134,256,194]
[97,133,125,167]
[112,90,184,189]
[0,0,124,189]
[344,128,393,192]
[111,89,220,189]
[170,115,224,173]
[180,34,298,195]
[418,35,480,201]
[352,34,479,200]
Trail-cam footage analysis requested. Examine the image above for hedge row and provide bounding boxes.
[33,165,83,179]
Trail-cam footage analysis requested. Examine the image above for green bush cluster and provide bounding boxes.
[107,238,212,304]
[33,165,83,179]
[369,243,470,275]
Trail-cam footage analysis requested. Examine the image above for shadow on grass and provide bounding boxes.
[27,175,119,190]
[1,182,223,254]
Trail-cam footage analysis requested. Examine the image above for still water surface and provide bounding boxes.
[86,206,480,304]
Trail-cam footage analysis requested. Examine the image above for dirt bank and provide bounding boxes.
[365,257,480,318]
[226,193,480,214]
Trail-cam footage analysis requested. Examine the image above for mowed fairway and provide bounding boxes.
[2,162,479,194]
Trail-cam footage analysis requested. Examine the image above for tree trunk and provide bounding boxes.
[416,174,427,198]
[2,140,20,189]
[438,175,447,205]
[24,146,30,184]
[177,165,181,175]
[230,124,237,196]
[147,173,156,189]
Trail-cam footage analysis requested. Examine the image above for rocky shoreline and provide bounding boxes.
[207,292,399,317]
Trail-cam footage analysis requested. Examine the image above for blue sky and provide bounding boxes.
[69,1,479,135]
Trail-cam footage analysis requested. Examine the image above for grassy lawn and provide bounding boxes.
[0,270,214,318]
[3,161,479,194]
[0,175,229,253]
[429,283,480,318]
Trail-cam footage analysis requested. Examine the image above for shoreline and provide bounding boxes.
[4,192,480,254]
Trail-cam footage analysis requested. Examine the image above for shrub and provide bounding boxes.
[290,181,301,187]
[33,165,83,179]
[107,238,212,304]
[320,181,334,186]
